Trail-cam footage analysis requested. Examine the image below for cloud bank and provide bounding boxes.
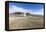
[9,5,44,15]
[9,5,32,13]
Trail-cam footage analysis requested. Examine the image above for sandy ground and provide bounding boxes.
[9,15,44,29]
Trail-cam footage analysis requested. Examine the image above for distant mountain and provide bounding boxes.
[9,12,43,17]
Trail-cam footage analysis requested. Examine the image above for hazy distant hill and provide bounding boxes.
[9,12,43,17]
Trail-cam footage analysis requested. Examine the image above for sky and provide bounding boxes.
[9,2,44,16]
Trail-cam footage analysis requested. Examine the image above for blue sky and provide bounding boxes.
[9,2,44,15]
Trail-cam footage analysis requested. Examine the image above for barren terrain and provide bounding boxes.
[9,14,44,29]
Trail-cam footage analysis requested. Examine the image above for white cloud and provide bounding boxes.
[9,5,44,15]
[9,5,32,14]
